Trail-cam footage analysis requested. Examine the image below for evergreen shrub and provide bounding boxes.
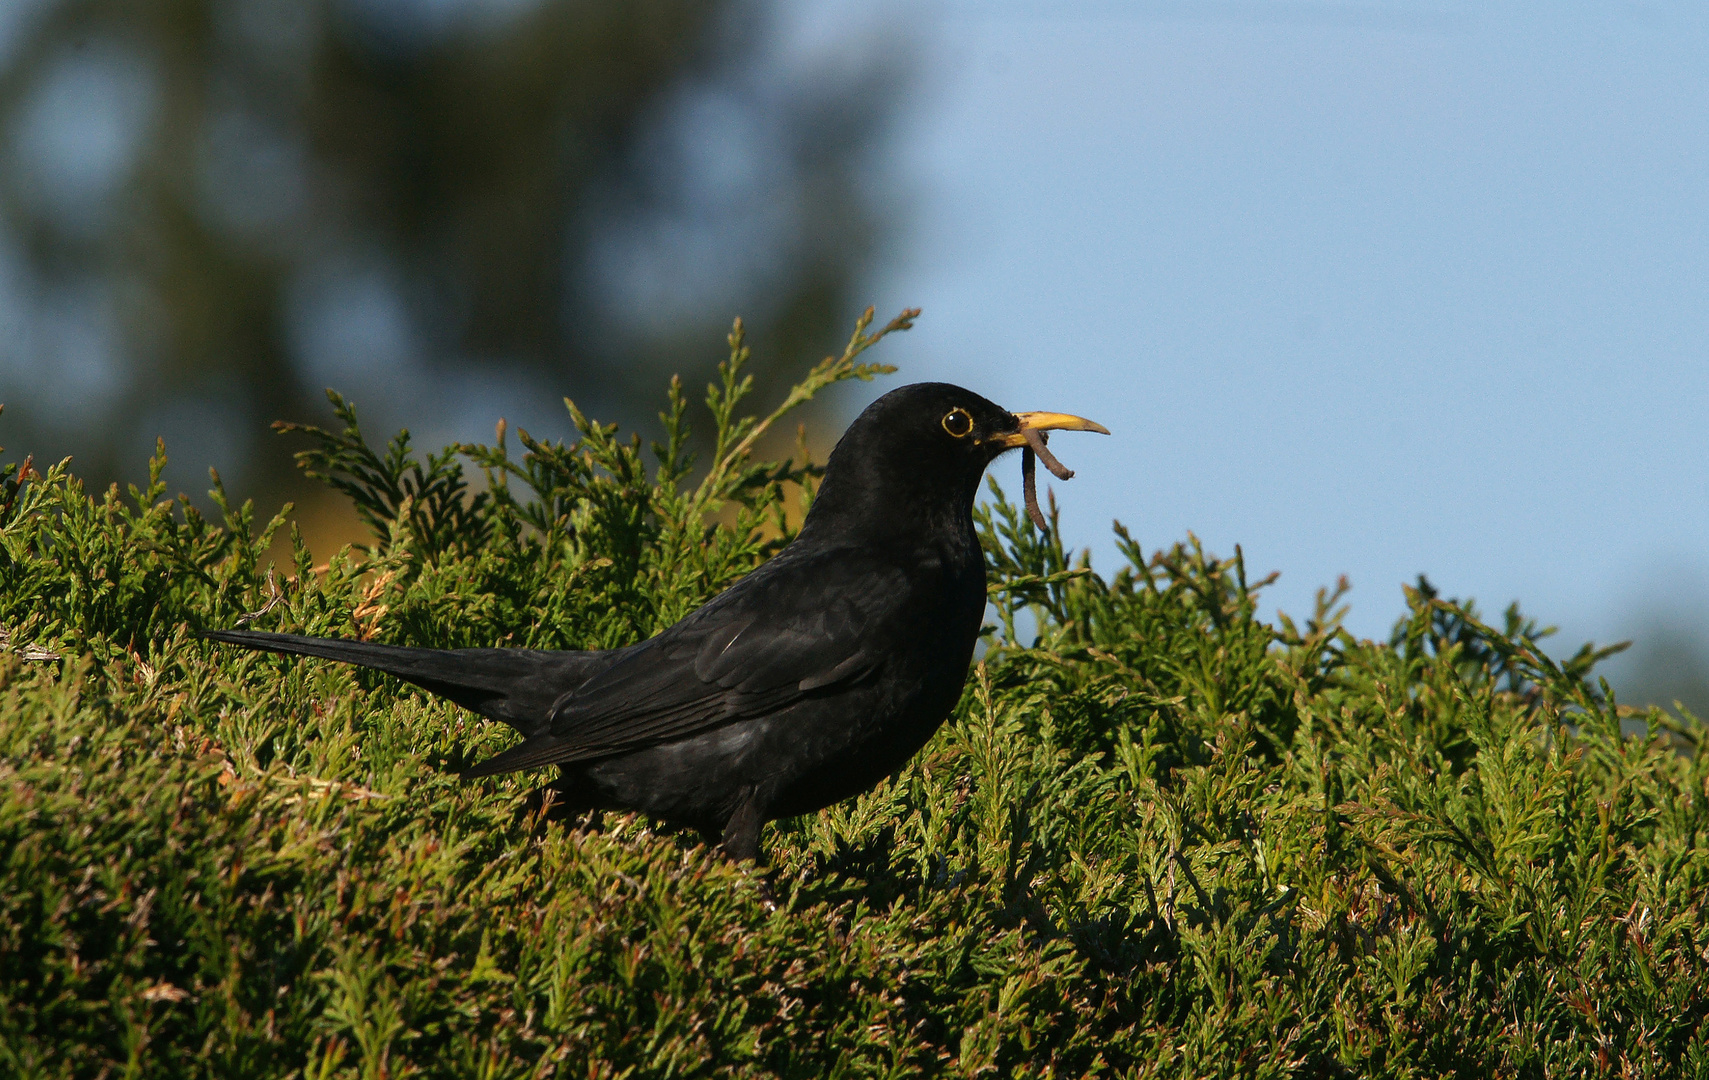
[1,312,1705,1077]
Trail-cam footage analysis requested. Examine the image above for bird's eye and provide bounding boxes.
[941,408,973,438]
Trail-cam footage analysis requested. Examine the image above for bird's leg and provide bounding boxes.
[720,790,767,862]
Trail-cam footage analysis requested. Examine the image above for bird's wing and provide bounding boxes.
[460,549,914,776]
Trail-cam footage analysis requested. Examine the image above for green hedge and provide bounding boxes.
[2,312,1705,1078]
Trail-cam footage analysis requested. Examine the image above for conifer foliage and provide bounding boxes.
[1,314,1705,1076]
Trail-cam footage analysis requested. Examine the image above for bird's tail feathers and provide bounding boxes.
[202,629,609,735]
[459,733,588,778]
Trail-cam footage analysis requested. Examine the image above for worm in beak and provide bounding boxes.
[988,411,1109,531]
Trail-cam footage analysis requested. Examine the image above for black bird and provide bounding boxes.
[206,383,1107,859]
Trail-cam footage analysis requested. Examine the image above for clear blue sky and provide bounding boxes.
[825,1,1709,650]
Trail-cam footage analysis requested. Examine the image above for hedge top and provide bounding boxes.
[1,310,1704,1078]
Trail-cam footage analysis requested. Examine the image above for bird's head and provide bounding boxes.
[802,382,1108,544]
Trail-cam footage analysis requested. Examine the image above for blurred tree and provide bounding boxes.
[0,0,902,503]
[1614,617,1709,724]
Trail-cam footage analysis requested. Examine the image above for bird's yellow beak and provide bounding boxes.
[985,411,1110,448]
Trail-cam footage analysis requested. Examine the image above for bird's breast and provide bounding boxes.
[758,554,984,815]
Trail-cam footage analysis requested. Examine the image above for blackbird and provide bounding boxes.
[206,383,1107,859]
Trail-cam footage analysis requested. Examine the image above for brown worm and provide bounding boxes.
[1022,446,1046,530]
[1020,430,1077,531]
[1021,427,1074,480]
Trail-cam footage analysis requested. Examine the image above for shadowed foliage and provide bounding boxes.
[1,314,1706,1077]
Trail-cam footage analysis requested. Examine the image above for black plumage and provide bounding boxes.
[206,383,1106,860]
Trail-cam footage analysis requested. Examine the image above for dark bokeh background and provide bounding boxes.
[0,0,902,535]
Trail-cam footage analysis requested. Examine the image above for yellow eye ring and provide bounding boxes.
[941,408,973,438]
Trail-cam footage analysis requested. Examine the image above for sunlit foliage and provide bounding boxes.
[2,314,1705,1077]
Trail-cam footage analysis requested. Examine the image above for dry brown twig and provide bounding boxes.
[235,568,284,626]
[0,623,60,662]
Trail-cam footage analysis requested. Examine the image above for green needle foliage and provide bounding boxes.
[1,311,1705,1078]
